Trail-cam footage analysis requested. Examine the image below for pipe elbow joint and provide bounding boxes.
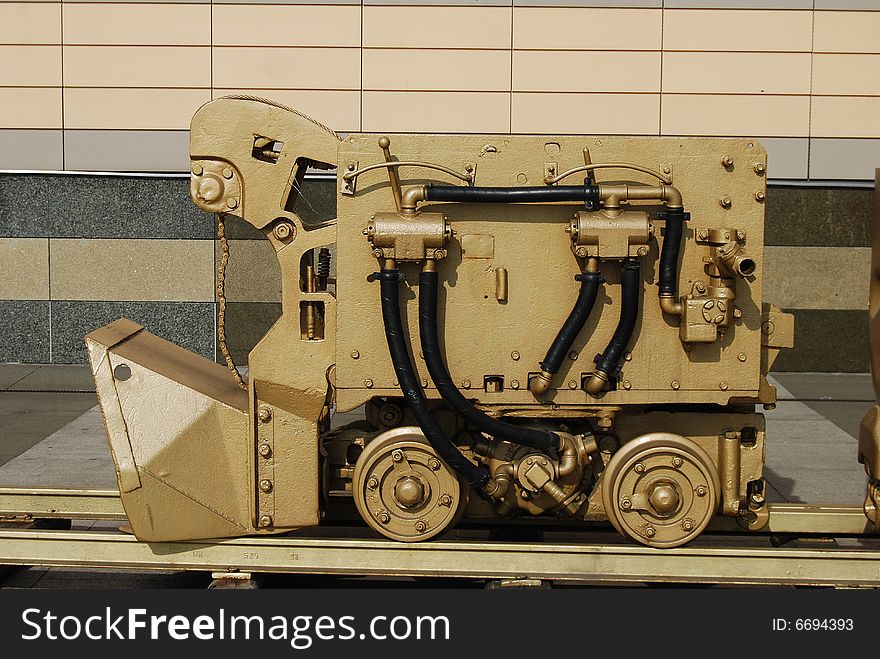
[529,370,554,396]
[585,371,609,395]
[401,185,426,214]
[659,293,683,317]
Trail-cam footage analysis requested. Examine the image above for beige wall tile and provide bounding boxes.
[514,8,661,50]
[764,246,869,310]
[363,6,511,49]
[0,3,60,44]
[0,45,60,86]
[814,11,880,53]
[64,46,210,88]
[812,54,880,95]
[661,94,810,136]
[63,4,211,46]
[362,91,509,133]
[511,92,660,134]
[811,96,880,138]
[214,89,360,132]
[363,49,510,92]
[663,9,813,52]
[218,240,281,303]
[0,87,61,128]
[513,51,660,92]
[0,238,48,300]
[663,52,812,94]
[213,4,361,47]
[64,88,211,130]
[50,238,214,302]
[213,47,360,90]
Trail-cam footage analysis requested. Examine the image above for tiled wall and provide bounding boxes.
[0,1,878,180]
[0,174,872,371]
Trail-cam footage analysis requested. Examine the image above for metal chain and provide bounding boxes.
[216,213,247,391]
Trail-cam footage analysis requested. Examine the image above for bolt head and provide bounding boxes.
[364,379,374,388]
[568,351,578,361]
[671,381,681,390]
[754,163,766,175]
[429,458,441,471]
[634,462,645,474]
[622,380,632,390]
[191,164,203,176]
[672,456,683,468]
[259,514,273,528]
[721,156,734,168]
[720,381,729,391]
[576,247,588,257]
[462,380,471,389]
[259,479,272,493]
[226,197,239,210]
[273,223,292,240]
[258,444,272,458]
[637,246,649,257]
[733,307,743,319]
[510,380,520,390]
[415,521,427,533]
[620,498,632,511]
[738,353,747,362]
[682,519,694,531]
[367,477,379,489]
[569,380,577,389]
[511,351,520,361]
[257,406,272,423]
[645,526,656,538]
[351,350,360,359]
[720,196,732,208]
[392,450,404,462]
[378,512,391,524]
[439,494,453,507]
[755,191,766,202]
[222,167,234,180]
[696,485,708,497]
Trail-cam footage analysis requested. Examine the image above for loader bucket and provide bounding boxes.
[85,318,253,542]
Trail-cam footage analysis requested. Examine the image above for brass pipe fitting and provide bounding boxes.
[659,293,683,317]
[584,370,609,395]
[597,184,683,210]
[401,185,427,214]
[529,370,554,396]
[716,241,756,278]
[485,463,514,499]
[556,433,578,478]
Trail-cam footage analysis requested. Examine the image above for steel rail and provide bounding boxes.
[0,527,879,587]
[0,488,874,536]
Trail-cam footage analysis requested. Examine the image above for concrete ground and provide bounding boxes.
[0,364,875,587]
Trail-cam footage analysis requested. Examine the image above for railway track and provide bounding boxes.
[1,487,879,587]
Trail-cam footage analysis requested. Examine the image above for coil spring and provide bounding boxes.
[316,248,331,279]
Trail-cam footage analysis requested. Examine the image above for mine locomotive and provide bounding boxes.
[87,96,802,549]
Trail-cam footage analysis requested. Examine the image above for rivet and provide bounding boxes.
[258,406,272,423]
[738,353,747,362]
[511,351,520,361]
[510,380,520,390]
[720,196,732,209]
[351,350,360,359]
[754,191,766,202]
[462,380,471,389]
[568,380,578,389]
[259,514,273,528]
[671,381,680,390]
[720,381,729,391]
[258,443,272,458]
[222,167,233,179]
[259,479,272,493]
[226,197,239,210]
[364,379,373,388]
[622,380,632,390]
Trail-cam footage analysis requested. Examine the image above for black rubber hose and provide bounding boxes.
[376,269,488,487]
[540,270,604,376]
[418,270,560,456]
[425,183,600,205]
[593,260,641,378]
[657,208,688,297]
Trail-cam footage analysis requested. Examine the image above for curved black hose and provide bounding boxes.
[593,260,641,378]
[540,270,604,376]
[425,183,600,205]
[418,270,559,456]
[377,269,488,487]
[657,208,688,297]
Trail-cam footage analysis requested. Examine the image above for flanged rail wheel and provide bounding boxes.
[602,432,721,548]
[352,426,465,542]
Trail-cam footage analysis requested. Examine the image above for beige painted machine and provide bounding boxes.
[86,96,807,549]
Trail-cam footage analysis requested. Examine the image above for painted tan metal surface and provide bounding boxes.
[78,96,814,550]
